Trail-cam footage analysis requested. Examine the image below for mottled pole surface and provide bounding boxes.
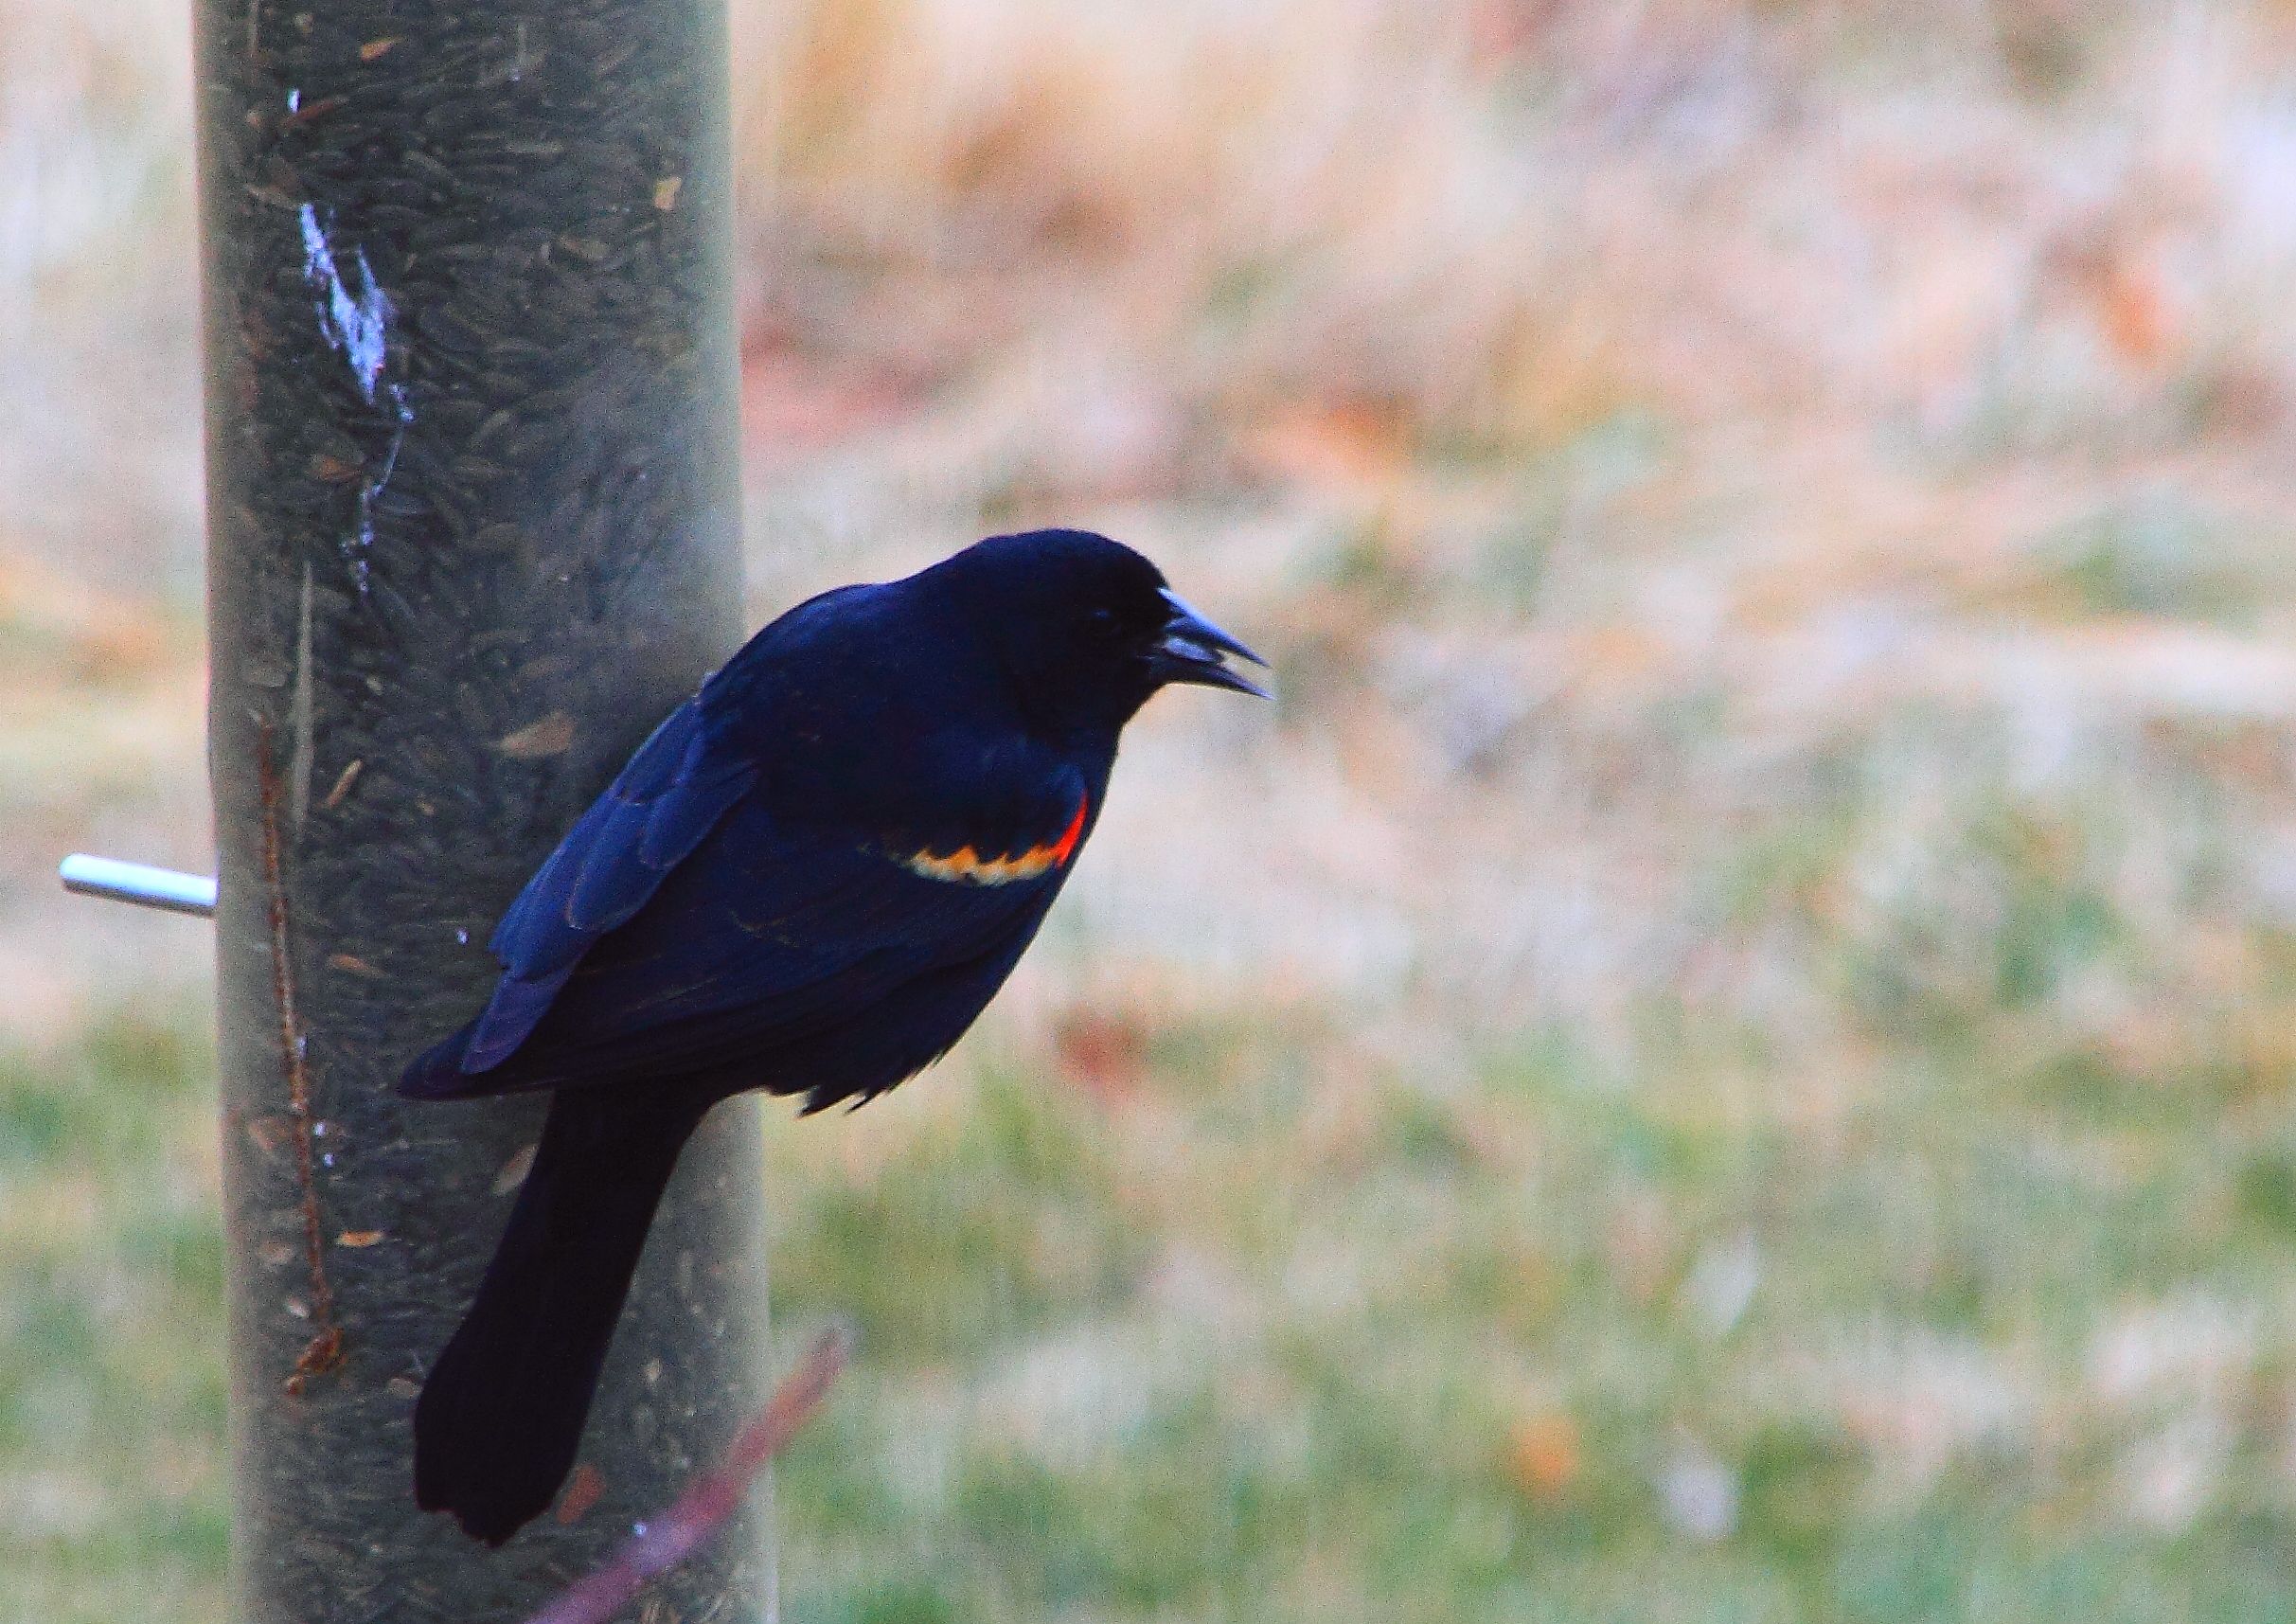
[191,4,770,1617]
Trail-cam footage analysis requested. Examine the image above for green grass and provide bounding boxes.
[0,1012,228,1624]
[17,889,2296,1623]
[18,768,2296,1624]
[757,935,2296,1621]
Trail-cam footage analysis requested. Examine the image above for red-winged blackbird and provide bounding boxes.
[400,529,1266,1544]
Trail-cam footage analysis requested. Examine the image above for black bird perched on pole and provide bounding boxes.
[400,528,1267,1544]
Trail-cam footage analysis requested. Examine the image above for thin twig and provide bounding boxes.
[257,718,344,1393]
[525,1330,851,1624]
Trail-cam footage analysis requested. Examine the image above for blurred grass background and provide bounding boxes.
[11,0,2296,1618]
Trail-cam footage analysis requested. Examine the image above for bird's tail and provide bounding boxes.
[414,1083,715,1545]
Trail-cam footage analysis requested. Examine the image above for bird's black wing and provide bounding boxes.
[454,697,759,1074]
[405,736,1094,1098]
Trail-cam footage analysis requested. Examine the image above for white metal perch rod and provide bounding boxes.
[59,854,219,919]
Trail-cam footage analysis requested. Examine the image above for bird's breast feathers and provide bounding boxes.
[895,790,1089,886]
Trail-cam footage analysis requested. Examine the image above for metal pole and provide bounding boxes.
[191,4,771,1617]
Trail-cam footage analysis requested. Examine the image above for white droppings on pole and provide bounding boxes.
[297,203,392,404]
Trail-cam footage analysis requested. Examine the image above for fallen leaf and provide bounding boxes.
[1506,1411,1582,1499]
[1052,1009,1150,1102]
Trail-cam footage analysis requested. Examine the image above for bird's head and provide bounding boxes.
[931,529,1269,737]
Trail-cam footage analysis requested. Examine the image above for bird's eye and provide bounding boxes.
[1086,607,1122,638]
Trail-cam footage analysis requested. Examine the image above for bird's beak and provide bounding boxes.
[1153,589,1271,698]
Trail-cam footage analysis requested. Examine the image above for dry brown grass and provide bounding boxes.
[712,0,2296,1061]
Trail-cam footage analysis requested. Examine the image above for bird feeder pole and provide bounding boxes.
[191,3,772,1617]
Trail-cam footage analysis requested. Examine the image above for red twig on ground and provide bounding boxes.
[256,718,344,1395]
[525,1329,852,1624]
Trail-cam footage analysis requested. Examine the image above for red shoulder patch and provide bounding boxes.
[900,792,1089,886]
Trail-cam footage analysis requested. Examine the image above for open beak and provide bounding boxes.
[1153,589,1272,698]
